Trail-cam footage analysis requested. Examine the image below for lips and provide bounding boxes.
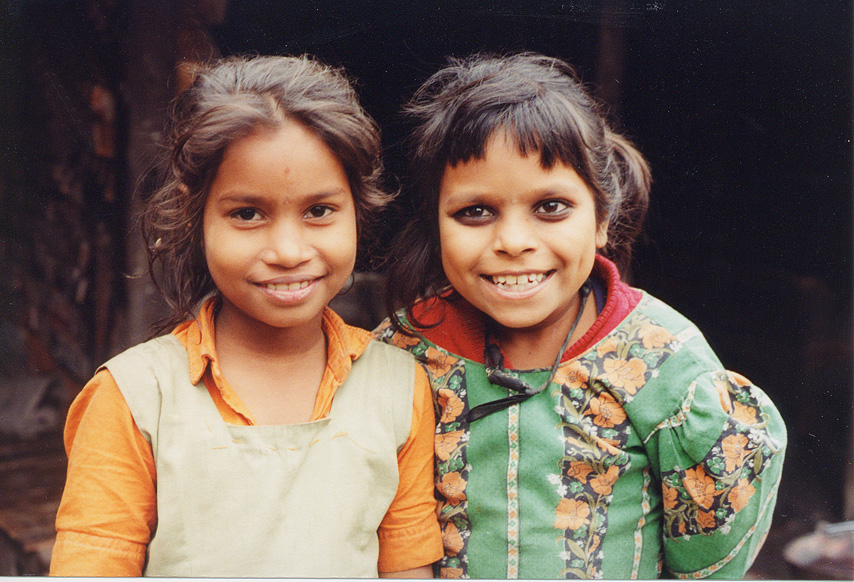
[264,281,311,292]
[484,271,553,292]
[254,276,320,303]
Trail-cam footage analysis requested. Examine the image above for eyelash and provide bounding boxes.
[535,200,571,217]
[452,200,572,223]
[304,204,335,219]
[454,205,494,220]
[229,205,336,222]
[231,208,261,221]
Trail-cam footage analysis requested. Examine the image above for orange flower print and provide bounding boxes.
[565,461,594,484]
[442,521,465,556]
[553,361,589,389]
[590,464,620,496]
[603,357,648,394]
[437,389,465,423]
[438,472,467,505]
[715,379,734,414]
[441,567,463,578]
[662,483,679,510]
[638,324,676,349]
[425,346,457,377]
[554,498,591,530]
[696,509,717,530]
[732,401,758,425]
[596,337,618,358]
[728,372,752,388]
[683,466,719,509]
[387,331,420,349]
[435,431,463,461]
[584,392,627,428]
[596,437,622,456]
[721,434,750,473]
[727,478,756,512]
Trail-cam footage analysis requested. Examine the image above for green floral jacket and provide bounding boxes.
[375,286,786,579]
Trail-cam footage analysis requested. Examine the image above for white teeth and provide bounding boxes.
[490,273,546,290]
[265,281,310,292]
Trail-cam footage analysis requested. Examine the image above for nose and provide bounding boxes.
[493,213,537,257]
[261,220,313,267]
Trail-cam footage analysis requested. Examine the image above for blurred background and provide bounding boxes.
[0,0,851,577]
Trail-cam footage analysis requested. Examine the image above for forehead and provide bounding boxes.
[220,121,329,166]
[209,121,351,200]
[440,134,592,203]
[445,125,543,166]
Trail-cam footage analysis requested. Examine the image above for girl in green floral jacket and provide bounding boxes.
[376,52,786,579]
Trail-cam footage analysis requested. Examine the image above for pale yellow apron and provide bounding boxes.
[105,334,414,577]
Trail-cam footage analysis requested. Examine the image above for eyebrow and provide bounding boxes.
[443,186,579,204]
[212,188,351,206]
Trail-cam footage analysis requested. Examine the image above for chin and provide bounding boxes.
[487,313,547,331]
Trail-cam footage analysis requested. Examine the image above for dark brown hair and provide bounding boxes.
[386,52,651,330]
[141,55,390,334]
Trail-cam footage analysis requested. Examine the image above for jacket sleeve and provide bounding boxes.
[640,367,786,578]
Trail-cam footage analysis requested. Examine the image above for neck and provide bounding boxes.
[211,299,329,425]
[213,301,327,362]
[497,289,597,369]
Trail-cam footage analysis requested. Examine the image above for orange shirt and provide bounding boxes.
[50,300,442,576]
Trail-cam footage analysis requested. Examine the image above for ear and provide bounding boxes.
[595,221,609,249]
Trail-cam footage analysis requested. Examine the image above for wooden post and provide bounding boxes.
[595,0,628,127]
[119,0,224,352]
[120,0,178,351]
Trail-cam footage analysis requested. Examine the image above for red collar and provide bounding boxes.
[409,255,642,366]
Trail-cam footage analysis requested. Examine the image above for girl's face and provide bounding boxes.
[203,120,357,338]
[438,131,607,341]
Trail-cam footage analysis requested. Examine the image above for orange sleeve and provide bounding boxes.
[377,364,443,573]
[49,370,156,576]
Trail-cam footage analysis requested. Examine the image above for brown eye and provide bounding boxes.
[535,200,570,217]
[305,205,334,219]
[454,205,495,222]
[232,208,261,221]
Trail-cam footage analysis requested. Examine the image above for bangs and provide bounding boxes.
[441,86,595,179]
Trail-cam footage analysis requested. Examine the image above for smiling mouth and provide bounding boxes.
[484,271,553,291]
[263,280,312,292]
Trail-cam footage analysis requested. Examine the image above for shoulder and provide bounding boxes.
[373,315,425,354]
[374,292,487,363]
[612,292,724,374]
[599,293,787,484]
[359,337,419,370]
[588,293,745,431]
[99,335,191,437]
[373,308,453,365]
[101,335,188,394]
[103,334,187,371]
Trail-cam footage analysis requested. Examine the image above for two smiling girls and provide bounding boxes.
[52,53,785,579]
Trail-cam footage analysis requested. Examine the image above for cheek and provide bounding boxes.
[200,208,216,260]
[332,211,359,270]
[437,221,459,271]
[439,225,477,279]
